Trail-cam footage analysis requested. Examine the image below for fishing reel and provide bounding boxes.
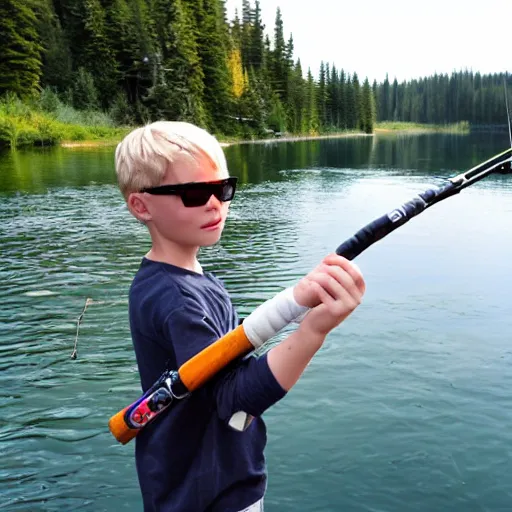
[122,370,190,430]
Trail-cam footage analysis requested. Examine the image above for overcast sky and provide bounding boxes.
[225,0,511,83]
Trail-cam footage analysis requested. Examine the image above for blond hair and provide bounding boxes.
[114,121,228,198]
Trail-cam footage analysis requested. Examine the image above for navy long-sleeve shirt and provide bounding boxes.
[128,258,287,512]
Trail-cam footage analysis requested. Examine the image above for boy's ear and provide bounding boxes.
[127,192,152,223]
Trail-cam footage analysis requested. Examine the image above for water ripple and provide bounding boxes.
[1,138,512,511]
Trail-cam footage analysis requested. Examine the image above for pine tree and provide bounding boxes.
[72,66,99,109]
[271,7,287,102]
[372,79,378,114]
[145,0,207,125]
[327,64,338,128]
[352,72,361,129]
[239,68,265,134]
[317,61,327,129]
[36,0,72,93]
[230,9,242,47]
[103,0,142,105]
[287,59,305,133]
[390,78,398,120]
[186,0,234,131]
[0,0,44,98]
[339,69,347,129]
[379,74,390,120]
[250,1,264,70]
[304,68,319,134]
[360,78,375,134]
[56,0,119,108]
[345,75,356,129]
[240,0,252,70]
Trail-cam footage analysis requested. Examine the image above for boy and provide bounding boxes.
[114,121,365,512]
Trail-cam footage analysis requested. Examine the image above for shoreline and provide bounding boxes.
[59,125,469,149]
[218,132,372,147]
[60,140,124,148]
[60,131,374,149]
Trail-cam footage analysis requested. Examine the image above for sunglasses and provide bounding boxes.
[141,177,238,207]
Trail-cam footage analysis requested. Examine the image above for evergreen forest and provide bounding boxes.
[1,0,510,142]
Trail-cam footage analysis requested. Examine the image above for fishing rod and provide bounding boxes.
[108,145,512,445]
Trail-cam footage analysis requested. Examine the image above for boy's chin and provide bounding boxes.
[198,231,223,247]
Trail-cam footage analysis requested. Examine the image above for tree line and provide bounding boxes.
[376,71,511,125]
[0,0,509,137]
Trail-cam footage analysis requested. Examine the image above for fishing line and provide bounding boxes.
[70,297,129,359]
[504,76,512,149]
[71,298,93,359]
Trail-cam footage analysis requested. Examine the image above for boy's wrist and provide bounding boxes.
[296,323,326,348]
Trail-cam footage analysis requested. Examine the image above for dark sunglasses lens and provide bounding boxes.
[181,180,236,207]
[219,182,235,201]
[181,188,212,207]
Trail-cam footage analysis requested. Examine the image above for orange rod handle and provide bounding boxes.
[107,324,254,444]
[108,406,139,445]
[179,324,254,391]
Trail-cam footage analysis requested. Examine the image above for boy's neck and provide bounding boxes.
[146,244,203,274]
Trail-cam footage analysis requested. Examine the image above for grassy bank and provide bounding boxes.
[375,121,470,133]
[0,93,130,149]
[0,93,471,150]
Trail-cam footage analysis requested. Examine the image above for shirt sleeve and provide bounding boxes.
[164,305,287,421]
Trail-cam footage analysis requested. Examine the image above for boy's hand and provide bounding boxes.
[293,254,365,341]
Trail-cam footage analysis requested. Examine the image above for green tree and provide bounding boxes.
[352,72,361,129]
[287,59,305,133]
[239,69,265,135]
[250,1,264,70]
[379,74,390,120]
[71,66,99,110]
[0,0,44,98]
[36,0,72,93]
[145,0,207,125]
[103,0,141,105]
[304,68,319,134]
[360,78,375,134]
[345,75,356,129]
[55,0,119,107]
[267,94,287,132]
[271,7,288,102]
[338,69,347,129]
[186,0,234,132]
[230,9,242,47]
[390,78,398,120]
[317,61,327,129]
[326,64,338,128]
[240,0,252,70]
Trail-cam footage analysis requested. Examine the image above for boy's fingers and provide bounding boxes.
[311,267,361,305]
[316,262,363,303]
[322,254,365,294]
[310,276,360,320]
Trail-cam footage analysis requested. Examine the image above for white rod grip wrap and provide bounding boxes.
[243,287,309,348]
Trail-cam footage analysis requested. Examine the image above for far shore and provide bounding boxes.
[60,131,372,149]
[60,140,125,148]
[59,123,469,149]
[218,132,372,147]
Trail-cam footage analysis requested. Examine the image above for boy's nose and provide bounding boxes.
[205,193,222,209]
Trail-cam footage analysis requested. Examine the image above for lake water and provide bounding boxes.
[1,132,511,511]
